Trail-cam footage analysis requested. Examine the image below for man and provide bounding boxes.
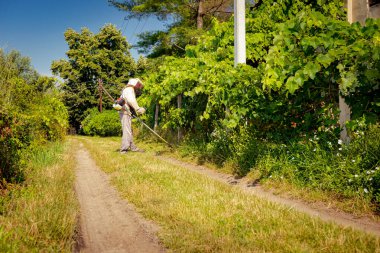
[118,78,146,153]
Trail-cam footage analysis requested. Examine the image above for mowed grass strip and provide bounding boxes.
[80,136,380,253]
[0,140,79,252]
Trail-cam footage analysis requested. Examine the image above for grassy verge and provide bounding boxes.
[134,136,379,219]
[139,132,380,219]
[80,136,379,252]
[0,140,79,252]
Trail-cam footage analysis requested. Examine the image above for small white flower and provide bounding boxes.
[354,174,358,178]
[369,178,373,181]
[313,148,316,152]
[336,153,340,156]
[376,167,379,170]
[338,139,343,145]
[367,171,371,174]
[348,179,353,182]
[338,148,342,151]
[364,188,368,193]
[352,160,355,163]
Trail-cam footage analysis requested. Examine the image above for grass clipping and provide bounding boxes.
[0,141,79,252]
[82,136,380,253]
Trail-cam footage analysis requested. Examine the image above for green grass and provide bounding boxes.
[156,132,380,218]
[0,140,79,252]
[141,133,380,218]
[80,136,380,253]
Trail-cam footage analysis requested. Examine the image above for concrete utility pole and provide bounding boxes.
[234,0,246,66]
[339,0,366,144]
[347,0,368,24]
[341,0,380,143]
[347,0,380,24]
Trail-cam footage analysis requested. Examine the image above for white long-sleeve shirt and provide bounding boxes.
[121,86,140,111]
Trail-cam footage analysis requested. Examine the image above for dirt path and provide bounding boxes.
[157,156,380,237]
[74,143,165,253]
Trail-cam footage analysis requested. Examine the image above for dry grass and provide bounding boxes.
[80,136,380,253]
[0,140,79,252]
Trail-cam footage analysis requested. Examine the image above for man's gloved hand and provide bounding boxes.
[113,104,122,111]
[136,107,146,115]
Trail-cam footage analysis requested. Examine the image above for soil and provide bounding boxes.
[156,156,380,237]
[74,143,165,253]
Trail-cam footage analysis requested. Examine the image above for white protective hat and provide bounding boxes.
[127,78,143,88]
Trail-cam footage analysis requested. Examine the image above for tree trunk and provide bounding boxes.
[197,0,205,29]
[154,102,160,131]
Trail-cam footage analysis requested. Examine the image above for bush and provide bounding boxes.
[0,50,68,185]
[81,109,121,136]
[0,113,27,183]
[0,95,68,184]
[250,124,380,209]
[31,96,69,142]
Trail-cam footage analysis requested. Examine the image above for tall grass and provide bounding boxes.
[175,124,380,216]
[0,140,79,252]
[80,136,380,253]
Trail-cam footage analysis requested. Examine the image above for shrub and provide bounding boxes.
[0,50,68,185]
[81,109,121,137]
[251,124,380,209]
[0,113,27,183]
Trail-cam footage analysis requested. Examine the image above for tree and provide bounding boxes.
[141,0,362,141]
[109,0,234,140]
[109,0,234,58]
[51,24,136,130]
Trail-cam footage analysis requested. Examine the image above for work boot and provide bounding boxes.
[131,148,145,153]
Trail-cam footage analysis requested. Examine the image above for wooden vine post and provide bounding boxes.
[154,102,160,131]
[98,79,103,113]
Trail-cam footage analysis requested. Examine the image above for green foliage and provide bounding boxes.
[264,11,380,93]
[81,109,121,137]
[254,124,380,207]
[141,0,352,140]
[136,0,380,210]
[0,49,68,184]
[110,0,234,58]
[51,24,136,129]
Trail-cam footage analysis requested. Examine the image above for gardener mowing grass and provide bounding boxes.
[114,78,146,154]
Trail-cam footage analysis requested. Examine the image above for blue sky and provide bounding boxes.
[0,0,169,76]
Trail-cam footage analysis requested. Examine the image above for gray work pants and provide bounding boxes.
[119,111,138,151]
